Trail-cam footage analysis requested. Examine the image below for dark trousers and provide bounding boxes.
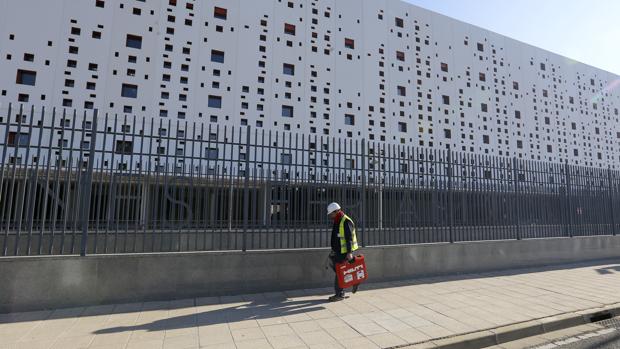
[330,253,346,296]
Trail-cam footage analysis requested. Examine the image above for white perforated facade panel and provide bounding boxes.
[1,0,619,168]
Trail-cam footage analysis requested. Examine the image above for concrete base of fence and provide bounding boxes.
[2,235,620,313]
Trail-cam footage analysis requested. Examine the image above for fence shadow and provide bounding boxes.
[93,299,326,335]
[595,265,620,275]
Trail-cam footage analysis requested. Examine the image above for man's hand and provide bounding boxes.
[347,253,353,261]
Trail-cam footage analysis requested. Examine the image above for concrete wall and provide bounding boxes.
[2,236,620,313]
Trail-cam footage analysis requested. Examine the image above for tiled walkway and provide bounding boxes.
[2,261,620,349]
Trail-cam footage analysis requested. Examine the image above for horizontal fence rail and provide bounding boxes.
[0,104,618,256]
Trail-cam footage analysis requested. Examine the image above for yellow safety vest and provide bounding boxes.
[338,214,359,254]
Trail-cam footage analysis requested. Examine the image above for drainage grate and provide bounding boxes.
[527,315,620,349]
[595,315,620,329]
[589,311,613,323]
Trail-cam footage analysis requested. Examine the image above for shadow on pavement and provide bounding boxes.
[595,265,620,275]
[93,298,327,334]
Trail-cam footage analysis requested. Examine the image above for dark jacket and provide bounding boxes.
[331,215,355,255]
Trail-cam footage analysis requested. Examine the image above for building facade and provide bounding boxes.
[1,0,620,168]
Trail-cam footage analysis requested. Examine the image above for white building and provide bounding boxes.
[1,0,620,168]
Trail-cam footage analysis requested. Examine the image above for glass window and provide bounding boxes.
[344,114,354,125]
[211,50,224,63]
[284,23,296,35]
[121,84,138,98]
[283,63,295,75]
[206,147,218,160]
[281,153,292,165]
[282,105,293,118]
[126,34,142,49]
[16,69,36,86]
[208,95,222,108]
[115,140,133,154]
[344,38,354,49]
[214,6,227,20]
[7,132,30,147]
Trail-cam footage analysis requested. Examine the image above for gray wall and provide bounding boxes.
[2,236,620,313]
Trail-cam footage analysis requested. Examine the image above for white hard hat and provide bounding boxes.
[327,202,341,215]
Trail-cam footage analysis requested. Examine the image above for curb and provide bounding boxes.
[392,303,620,349]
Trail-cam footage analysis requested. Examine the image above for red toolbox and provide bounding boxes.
[336,255,368,289]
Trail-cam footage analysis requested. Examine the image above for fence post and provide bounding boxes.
[564,162,573,238]
[608,167,616,236]
[360,139,366,247]
[512,157,521,240]
[80,110,98,256]
[447,148,454,243]
[242,126,250,252]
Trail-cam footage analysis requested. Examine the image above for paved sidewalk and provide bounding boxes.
[2,261,620,349]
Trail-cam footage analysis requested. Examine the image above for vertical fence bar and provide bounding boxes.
[124,115,137,252]
[360,138,366,247]
[447,148,454,243]
[80,111,98,256]
[512,157,521,240]
[14,106,36,256]
[265,129,273,249]
[292,132,299,249]
[70,111,87,254]
[609,167,617,236]
[187,121,196,251]
[59,110,77,254]
[242,126,250,252]
[26,107,46,255]
[0,103,12,216]
[0,103,13,254]
[103,115,116,253]
[400,145,405,244]
[38,108,55,255]
[170,120,179,252]
[203,123,211,250]
[405,143,413,243]
[198,122,206,251]
[251,128,259,250]
[225,126,233,249]
[564,162,573,237]
[94,114,109,254]
[135,116,146,253]
[258,129,265,250]
[3,104,23,256]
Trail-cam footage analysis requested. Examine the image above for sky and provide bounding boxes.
[402,0,620,76]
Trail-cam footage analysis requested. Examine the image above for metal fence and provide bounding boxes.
[0,104,618,256]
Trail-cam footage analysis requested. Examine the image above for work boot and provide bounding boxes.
[328,294,345,302]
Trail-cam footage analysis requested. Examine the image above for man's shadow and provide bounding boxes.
[94,298,326,334]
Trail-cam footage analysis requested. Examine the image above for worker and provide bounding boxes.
[327,202,359,302]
